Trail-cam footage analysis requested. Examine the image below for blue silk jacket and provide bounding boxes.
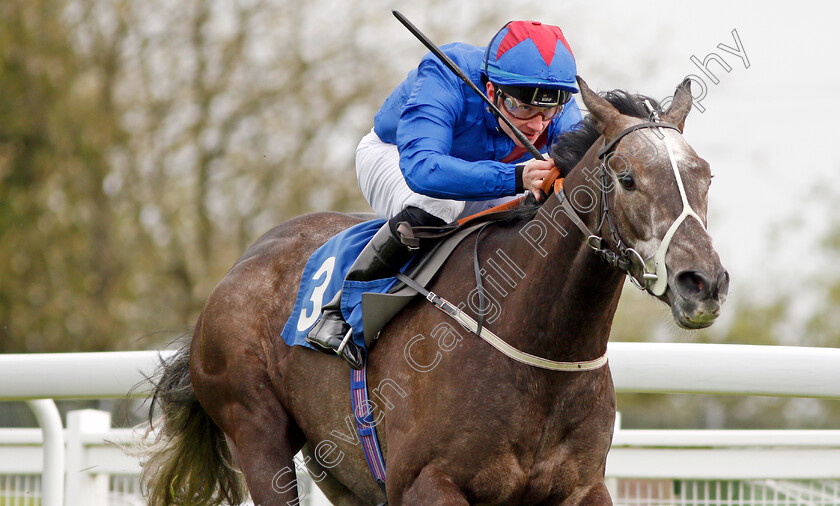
[373,42,582,200]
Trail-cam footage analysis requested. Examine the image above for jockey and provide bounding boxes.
[307,20,583,368]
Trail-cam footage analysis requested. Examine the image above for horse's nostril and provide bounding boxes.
[675,270,711,299]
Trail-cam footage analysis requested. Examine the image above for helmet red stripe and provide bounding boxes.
[496,21,574,66]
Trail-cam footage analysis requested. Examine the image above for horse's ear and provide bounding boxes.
[663,78,692,132]
[576,76,624,140]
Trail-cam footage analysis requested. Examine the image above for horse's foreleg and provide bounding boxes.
[300,443,368,506]
[399,465,469,505]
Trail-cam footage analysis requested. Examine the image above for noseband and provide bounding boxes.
[556,120,706,296]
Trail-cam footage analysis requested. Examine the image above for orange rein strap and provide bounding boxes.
[456,196,526,226]
[542,166,562,195]
[456,166,564,226]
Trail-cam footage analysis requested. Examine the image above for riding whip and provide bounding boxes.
[392,11,546,162]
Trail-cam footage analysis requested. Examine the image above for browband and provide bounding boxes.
[596,121,681,159]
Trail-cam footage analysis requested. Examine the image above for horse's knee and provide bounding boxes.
[575,482,612,505]
[538,481,612,506]
[400,465,468,505]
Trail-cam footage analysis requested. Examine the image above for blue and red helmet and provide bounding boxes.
[483,20,578,106]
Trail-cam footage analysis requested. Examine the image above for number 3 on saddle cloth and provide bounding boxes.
[280,219,404,355]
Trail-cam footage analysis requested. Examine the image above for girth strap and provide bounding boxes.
[350,366,388,496]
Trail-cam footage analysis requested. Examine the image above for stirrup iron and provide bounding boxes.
[336,328,354,357]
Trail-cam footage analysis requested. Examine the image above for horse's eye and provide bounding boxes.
[618,173,636,191]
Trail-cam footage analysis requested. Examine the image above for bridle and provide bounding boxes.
[554,120,706,296]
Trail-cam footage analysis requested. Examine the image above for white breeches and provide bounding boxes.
[355,129,518,223]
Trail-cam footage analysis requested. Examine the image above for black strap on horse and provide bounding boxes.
[596,121,680,159]
[472,223,492,336]
[561,121,682,286]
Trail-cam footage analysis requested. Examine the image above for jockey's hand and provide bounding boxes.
[519,158,556,202]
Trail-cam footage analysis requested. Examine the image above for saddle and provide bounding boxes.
[360,220,490,348]
[359,190,540,348]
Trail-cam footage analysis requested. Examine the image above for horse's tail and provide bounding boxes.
[138,336,247,506]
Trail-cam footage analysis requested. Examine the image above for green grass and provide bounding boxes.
[0,496,40,506]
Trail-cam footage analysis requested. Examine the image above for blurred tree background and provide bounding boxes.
[0,0,838,429]
[0,0,510,353]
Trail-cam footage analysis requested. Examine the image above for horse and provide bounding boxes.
[139,77,729,505]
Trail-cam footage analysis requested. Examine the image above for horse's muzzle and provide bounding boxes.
[670,268,730,329]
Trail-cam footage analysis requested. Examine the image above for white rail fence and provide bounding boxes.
[1,342,839,505]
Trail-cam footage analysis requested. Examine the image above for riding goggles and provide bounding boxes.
[499,92,562,121]
[497,86,572,121]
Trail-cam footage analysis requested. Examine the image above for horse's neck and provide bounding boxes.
[502,142,624,363]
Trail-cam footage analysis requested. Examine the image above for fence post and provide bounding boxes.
[25,399,64,506]
[66,410,111,506]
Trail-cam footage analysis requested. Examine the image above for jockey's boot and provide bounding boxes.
[305,221,416,369]
[306,207,444,369]
[306,288,366,369]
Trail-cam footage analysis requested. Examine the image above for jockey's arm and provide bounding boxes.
[395,58,520,200]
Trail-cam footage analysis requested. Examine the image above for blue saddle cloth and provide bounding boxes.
[280,220,404,352]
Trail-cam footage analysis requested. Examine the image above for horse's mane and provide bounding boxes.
[497,90,662,223]
[551,90,660,176]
